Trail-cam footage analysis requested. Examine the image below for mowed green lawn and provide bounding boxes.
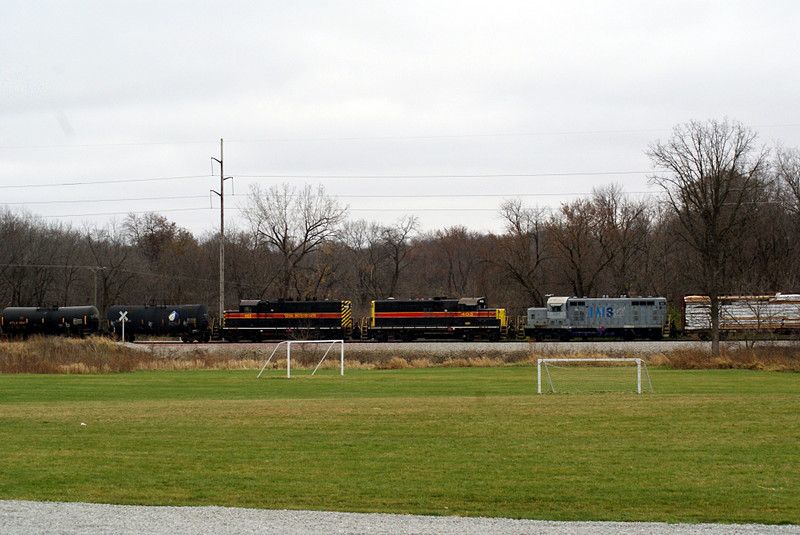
[0,366,798,524]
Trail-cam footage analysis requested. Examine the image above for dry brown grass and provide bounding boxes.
[0,337,266,374]
[648,346,800,372]
[1,337,799,374]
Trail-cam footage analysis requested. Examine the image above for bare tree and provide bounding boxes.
[340,219,389,307]
[647,118,769,355]
[123,212,199,302]
[215,228,280,303]
[84,221,136,317]
[381,215,419,297]
[493,199,549,307]
[592,184,651,296]
[124,213,195,266]
[0,211,74,307]
[434,226,482,296]
[772,145,800,289]
[547,198,609,298]
[775,145,800,217]
[243,183,347,298]
[640,203,684,305]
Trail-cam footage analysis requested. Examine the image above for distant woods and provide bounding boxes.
[2,119,799,320]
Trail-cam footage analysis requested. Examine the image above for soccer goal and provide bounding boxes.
[257,340,345,379]
[537,358,652,394]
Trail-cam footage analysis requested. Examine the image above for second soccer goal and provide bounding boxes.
[537,358,652,394]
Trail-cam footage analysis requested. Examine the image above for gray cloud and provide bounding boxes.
[2,0,800,234]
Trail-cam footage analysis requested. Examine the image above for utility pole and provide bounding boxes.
[211,139,232,324]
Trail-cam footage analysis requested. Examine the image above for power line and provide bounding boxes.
[2,190,658,207]
[0,174,211,190]
[204,123,800,144]
[238,171,650,180]
[0,140,214,150]
[7,189,662,219]
[3,195,209,206]
[32,204,579,219]
[0,170,647,191]
[337,191,655,199]
[36,207,212,218]
[1,170,649,190]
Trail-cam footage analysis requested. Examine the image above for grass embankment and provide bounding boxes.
[2,336,800,373]
[1,360,799,524]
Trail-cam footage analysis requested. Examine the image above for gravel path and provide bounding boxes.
[2,501,798,535]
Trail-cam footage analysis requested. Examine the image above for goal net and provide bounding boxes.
[537,358,652,394]
[257,340,344,379]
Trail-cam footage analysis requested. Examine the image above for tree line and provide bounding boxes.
[2,119,799,343]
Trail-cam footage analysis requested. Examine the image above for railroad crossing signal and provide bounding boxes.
[118,310,129,342]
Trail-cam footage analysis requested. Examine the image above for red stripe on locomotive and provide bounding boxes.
[373,311,497,318]
[225,312,341,319]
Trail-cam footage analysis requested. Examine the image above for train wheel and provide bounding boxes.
[623,331,635,341]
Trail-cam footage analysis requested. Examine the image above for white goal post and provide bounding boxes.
[257,340,345,378]
[537,358,652,394]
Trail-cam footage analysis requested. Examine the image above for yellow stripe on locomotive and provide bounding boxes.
[341,300,353,337]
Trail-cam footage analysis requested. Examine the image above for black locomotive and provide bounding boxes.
[368,297,507,341]
[107,304,211,342]
[0,306,101,339]
[221,299,353,342]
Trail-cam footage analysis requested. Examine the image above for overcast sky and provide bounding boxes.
[3,0,800,237]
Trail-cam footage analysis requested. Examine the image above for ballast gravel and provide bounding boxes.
[1,501,798,535]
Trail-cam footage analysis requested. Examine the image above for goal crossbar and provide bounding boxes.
[257,340,345,378]
[537,358,652,394]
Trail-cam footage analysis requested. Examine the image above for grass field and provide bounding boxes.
[1,366,799,524]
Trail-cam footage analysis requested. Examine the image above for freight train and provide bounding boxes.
[2,295,673,342]
[9,294,800,343]
[682,293,800,339]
